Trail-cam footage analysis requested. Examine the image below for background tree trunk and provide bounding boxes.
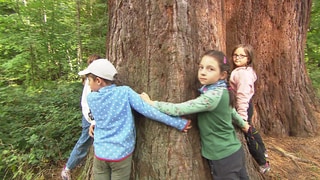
[225,0,319,137]
[81,0,318,179]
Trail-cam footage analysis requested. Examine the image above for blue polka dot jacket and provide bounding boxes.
[87,84,189,162]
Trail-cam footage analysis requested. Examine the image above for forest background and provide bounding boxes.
[0,0,319,180]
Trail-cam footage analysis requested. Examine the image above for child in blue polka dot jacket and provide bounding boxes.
[78,59,191,180]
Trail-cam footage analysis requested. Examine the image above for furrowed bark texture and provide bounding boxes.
[106,0,223,179]
[226,0,318,137]
[81,0,318,179]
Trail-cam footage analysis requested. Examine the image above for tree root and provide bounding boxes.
[270,146,320,167]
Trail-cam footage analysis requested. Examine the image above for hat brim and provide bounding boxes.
[78,69,90,76]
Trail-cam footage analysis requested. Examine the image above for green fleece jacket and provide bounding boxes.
[154,87,246,160]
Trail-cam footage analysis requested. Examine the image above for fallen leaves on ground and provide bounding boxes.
[263,135,320,180]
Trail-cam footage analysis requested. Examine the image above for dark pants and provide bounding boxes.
[245,102,267,165]
[247,102,254,124]
[207,147,249,180]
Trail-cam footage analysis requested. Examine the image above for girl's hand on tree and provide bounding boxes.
[89,124,95,137]
[183,120,192,132]
[242,121,250,133]
[140,92,154,106]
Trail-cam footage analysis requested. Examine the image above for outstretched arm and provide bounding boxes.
[140,89,224,116]
[232,108,249,133]
[127,88,191,132]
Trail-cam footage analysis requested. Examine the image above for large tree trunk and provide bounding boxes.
[106,1,222,179]
[225,0,318,137]
[105,0,263,179]
[80,0,317,179]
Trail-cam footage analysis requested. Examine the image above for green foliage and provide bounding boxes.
[0,0,108,179]
[306,0,320,96]
[0,0,319,179]
[0,82,83,179]
[0,0,108,86]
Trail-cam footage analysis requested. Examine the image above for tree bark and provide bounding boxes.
[81,0,318,179]
[78,147,94,180]
[105,0,263,179]
[225,0,318,137]
[106,1,223,179]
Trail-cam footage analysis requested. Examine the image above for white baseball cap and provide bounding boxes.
[78,59,117,81]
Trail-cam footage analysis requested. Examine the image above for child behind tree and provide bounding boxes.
[230,44,270,174]
[61,54,101,180]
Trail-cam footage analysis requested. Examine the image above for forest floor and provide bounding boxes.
[47,134,320,180]
[262,134,320,180]
[262,111,320,180]
[46,113,320,180]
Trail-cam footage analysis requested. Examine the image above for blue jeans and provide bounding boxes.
[66,116,93,170]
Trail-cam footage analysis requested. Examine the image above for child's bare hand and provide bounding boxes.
[140,92,154,105]
[242,121,250,133]
[183,120,192,132]
[89,124,95,137]
[140,92,151,101]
